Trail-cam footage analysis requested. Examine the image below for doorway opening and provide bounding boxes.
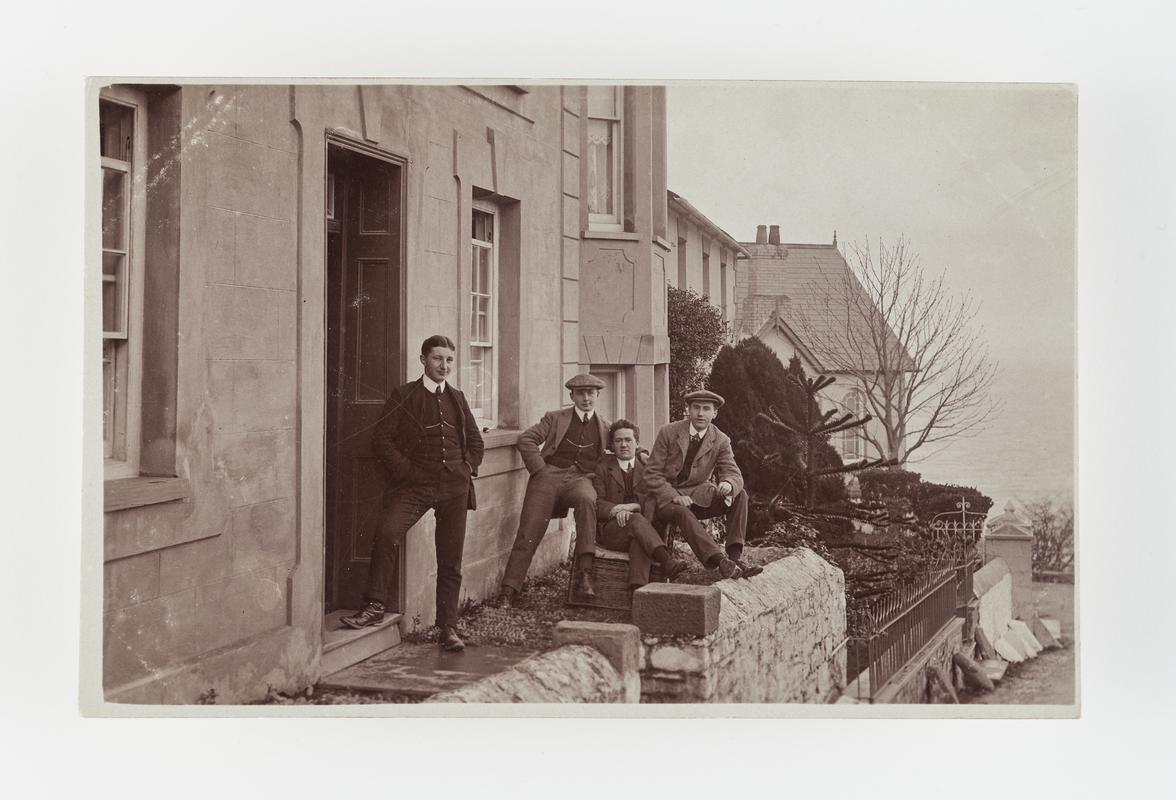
[324,141,405,615]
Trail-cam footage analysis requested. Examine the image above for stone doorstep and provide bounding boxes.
[320,641,542,700]
[321,611,403,678]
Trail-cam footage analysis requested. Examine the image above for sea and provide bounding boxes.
[909,359,1075,509]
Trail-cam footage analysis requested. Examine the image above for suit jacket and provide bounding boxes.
[592,452,656,524]
[641,419,744,511]
[372,377,485,509]
[516,407,612,475]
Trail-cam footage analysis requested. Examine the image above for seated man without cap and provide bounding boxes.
[593,419,690,595]
[641,389,763,580]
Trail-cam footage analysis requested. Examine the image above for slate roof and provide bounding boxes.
[736,242,914,373]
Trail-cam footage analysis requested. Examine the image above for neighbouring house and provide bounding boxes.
[667,190,745,335]
[734,224,911,464]
[95,83,672,704]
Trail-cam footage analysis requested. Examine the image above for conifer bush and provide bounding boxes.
[707,338,846,511]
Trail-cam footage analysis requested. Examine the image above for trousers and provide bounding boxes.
[365,482,469,629]
[653,489,749,567]
[597,513,665,586]
[501,464,597,591]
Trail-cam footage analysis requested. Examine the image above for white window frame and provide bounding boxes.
[586,85,624,232]
[468,201,500,428]
[100,86,148,480]
[841,389,866,461]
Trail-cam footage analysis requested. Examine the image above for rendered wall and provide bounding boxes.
[101,83,594,703]
[639,548,847,703]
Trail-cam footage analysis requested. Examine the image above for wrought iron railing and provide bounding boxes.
[847,568,958,700]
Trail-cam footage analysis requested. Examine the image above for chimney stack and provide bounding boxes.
[755,225,768,244]
[768,225,781,245]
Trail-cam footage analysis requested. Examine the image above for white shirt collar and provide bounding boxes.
[689,424,709,440]
[422,375,447,394]
[617,457,635,472]
[576,409,595,423]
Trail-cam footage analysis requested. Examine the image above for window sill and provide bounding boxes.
[105,476,191,513]
[581,229,641,242]
[653,235,673,252]
[481,429,521,449]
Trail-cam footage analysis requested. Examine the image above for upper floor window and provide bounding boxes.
[468,203,499,427]
[100,87,148,479]
[586,85,623,231]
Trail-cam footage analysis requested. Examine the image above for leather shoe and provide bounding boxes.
[733,559,763,578]
[495,587,520,609]
[571,569,597,601]
[439,626,465,652]
[340,601,385,629]
[663,556,689,582]
[715,558,744,580]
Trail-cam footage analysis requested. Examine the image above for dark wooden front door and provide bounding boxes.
[325,144,404,613]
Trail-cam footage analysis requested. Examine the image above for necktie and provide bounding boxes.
[435,386,443,397]
[676,432,704,485]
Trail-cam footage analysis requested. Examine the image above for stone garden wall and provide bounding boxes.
[425,645,627,704]
[639,547,847,703]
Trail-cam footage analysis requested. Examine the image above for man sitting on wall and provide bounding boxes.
[593,419,690,594]
[641,389,763,580]
[496,374,610,608]
[340,335,485,653]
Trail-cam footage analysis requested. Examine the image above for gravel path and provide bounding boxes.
[962,582,1076,706]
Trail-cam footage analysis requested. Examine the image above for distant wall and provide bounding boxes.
[640,548,846,703]
[975,557,1013,646]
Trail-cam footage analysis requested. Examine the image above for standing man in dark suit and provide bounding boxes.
[642,389,762,580]
[340,335,485,653]
[496,374,610,607]
[593,419,689,592]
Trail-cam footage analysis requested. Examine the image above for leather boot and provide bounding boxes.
[572,569,597,601]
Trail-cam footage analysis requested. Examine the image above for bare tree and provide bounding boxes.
[793,236,1001,464]
[1025,497,1074,574]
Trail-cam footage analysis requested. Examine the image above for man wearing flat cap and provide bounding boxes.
[496,373,611,607]
[641,389,762,580]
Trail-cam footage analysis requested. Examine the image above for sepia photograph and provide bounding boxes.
[8,2,1176,797]
[85,79,1075,711]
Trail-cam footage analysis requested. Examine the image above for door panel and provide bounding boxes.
[325,145,403,613]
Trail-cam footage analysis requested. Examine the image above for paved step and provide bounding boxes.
[321,611,403,677]
[321,641,541,700]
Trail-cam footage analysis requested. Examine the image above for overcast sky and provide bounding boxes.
[666,82,1077,370]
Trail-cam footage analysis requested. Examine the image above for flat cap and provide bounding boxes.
[683,389,725,408]
[565,372,606,390]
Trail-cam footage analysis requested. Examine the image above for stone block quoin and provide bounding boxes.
[631,583,721,637]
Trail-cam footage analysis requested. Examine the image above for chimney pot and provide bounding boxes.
[768,225,781,245]
[755,225,768,245]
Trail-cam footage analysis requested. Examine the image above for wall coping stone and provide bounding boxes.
[425,645,625,704]
[973,557,1010,598]
[553,621,642,676]
[632,583,721,637]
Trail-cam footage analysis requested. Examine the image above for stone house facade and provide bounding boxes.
[666,190,745,335]
[95,83,671,704]
[733,226,909,463]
